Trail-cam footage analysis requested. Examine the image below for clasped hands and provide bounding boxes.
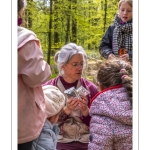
[64,95,89,116]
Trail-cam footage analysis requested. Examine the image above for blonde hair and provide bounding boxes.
[118,0,132,8]
[18,0,27,12]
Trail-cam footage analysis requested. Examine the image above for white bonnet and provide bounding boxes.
[42,85,65,117]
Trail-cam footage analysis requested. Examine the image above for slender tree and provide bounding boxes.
[47,0,53,64]
[71,0,77,43]
[103,0,107,32]
[53,0,59,45]
[65,0,71,43]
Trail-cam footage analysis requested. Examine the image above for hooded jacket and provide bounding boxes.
[18,26,51,144]
[32,119,59,150]
[88,85,132,150]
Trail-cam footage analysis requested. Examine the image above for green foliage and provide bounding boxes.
[23,0,118,64]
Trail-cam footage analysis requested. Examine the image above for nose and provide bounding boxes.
[77,64,83,70]
[123,10,128,14]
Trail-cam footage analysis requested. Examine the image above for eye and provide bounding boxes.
[80,63,84,67]
[72,63,78,67]
[127,10,132,12]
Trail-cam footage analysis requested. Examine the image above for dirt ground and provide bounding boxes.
[83,59,103,83]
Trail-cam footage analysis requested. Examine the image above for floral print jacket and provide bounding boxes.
[88,85,132,150]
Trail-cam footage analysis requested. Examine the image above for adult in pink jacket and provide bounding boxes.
[18,0,51,149]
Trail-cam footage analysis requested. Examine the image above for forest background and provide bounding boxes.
[22,0,119,81]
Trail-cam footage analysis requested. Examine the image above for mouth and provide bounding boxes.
[76,72,82,75]
[123,17,128,20]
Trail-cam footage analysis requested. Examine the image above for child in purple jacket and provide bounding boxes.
[89,58,132,150]
[43,42,99,150]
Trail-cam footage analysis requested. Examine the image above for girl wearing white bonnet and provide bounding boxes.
[32,85,65,150]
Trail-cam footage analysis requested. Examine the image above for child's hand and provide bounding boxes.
[119,53,129,61]
[108,53,115,59]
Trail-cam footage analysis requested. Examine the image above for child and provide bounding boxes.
[88,58,132,150]
[99,0,132,62]
[32,85,65,150]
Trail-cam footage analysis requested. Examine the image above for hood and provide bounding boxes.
[18,26,39,49]
[90,86,132,126]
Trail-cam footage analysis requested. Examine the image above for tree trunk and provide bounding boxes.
[71,0,77,43]
[104,0,107,32]
[65,0,71,43]
[47,0,53,64]
[54,0,59,45]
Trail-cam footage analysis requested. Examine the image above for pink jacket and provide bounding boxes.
[88,85,132,150]
[18,26,51,144]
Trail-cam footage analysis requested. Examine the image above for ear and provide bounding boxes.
[98,82,106,91]
[117,8,120,16]
[61,64,66,70]
[96,81,101,91]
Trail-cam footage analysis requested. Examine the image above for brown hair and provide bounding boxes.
[18,0,27,13]
[97,58,132,102]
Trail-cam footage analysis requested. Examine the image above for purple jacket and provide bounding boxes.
[43,76,99,126]
[88,85,132,150]
[43,76,99,143]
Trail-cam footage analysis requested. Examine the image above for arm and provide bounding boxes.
[99,25,114,59]
[18,41,51,87]
[78,95,91,126]
[58,97,79,123]
[79,79,99,126]
[88,115,113,150]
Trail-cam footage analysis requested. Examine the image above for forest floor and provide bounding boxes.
[84,58,103,83]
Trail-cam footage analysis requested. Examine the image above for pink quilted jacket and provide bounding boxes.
[18,26,51,144]
[88,85,132,150]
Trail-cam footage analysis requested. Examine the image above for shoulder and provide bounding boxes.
[81,78,96,86]
[42,76,59,86]
[80,78,98,93]
[107,24,115,33]
[102,24,115,39]
[18,26,39,49]
[32,122,56,150]
[18,26,35,35]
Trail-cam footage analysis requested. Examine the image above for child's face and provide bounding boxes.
[118,2,132,22]
[48,110,62,124]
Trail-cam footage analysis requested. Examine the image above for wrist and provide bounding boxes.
[64,106,72,115]
[81,107,89,117]
[108,53,115,59]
